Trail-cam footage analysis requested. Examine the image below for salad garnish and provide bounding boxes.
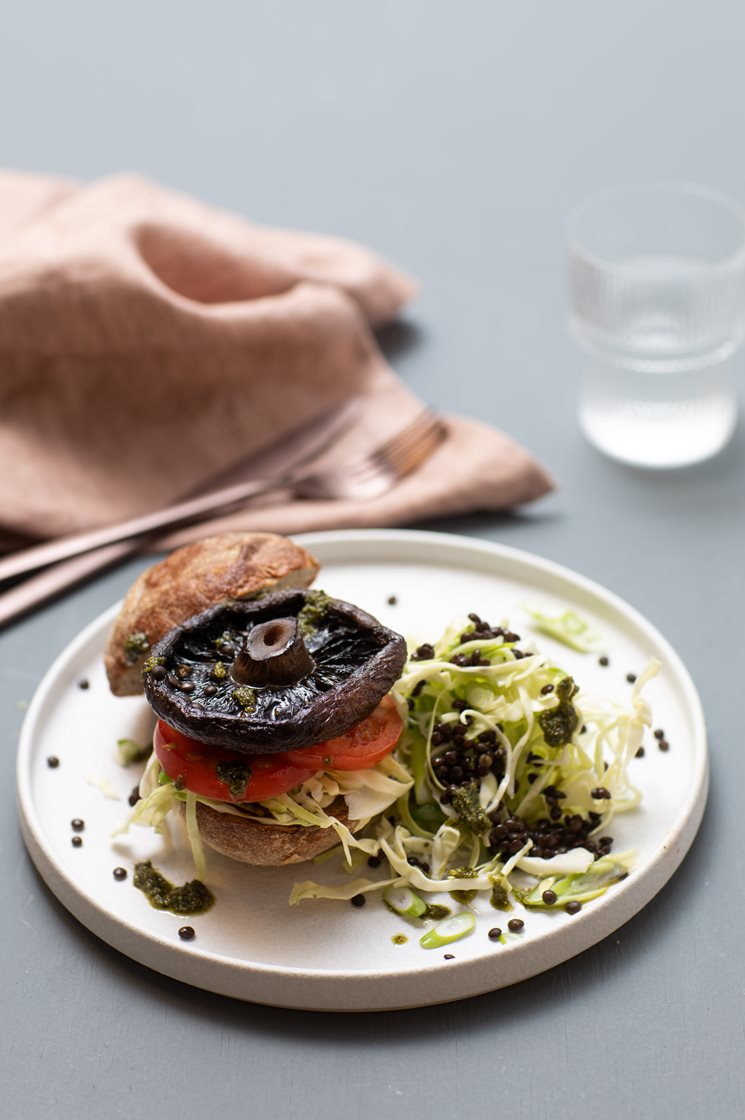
[524,604,602,652]
[290,612,657,915]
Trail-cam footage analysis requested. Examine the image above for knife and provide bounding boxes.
[0,397,358,628]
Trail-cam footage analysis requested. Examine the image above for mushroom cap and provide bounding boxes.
[142,589,407,754]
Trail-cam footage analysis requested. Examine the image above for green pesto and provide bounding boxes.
[490,876,513,911]
[216,759,252,800]
[123,631,149,665]
[297,589,332,637]
[423,904,452,921]
[133,861,214,915]
[537,676,580,747]
[392,933,409,945]
[141,655,165,675]
[451,782,491,834]
[452,889,477,904]
[231,686,257,711]
[212,661,227,680]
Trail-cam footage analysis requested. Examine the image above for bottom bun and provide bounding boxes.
[179,799,353,866]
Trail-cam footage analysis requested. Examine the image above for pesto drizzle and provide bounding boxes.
[216,759,252,799]
[133,861,214,915]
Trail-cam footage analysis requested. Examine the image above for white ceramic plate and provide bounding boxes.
[17,529,708,1011]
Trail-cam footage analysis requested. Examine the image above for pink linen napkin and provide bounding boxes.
[0,170,553,552]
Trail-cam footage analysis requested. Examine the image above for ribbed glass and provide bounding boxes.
[567,183,745,466]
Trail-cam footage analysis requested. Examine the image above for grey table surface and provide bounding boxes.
[2,2,743,1118]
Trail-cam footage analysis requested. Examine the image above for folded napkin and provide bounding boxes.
[0,170,552,552]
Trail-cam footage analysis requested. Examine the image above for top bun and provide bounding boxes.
[105,532,319,696]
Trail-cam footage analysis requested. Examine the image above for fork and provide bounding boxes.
[0,409,446,628]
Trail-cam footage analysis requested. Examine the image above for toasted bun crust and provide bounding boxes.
[185,799,351,866]
[105,532,320,696]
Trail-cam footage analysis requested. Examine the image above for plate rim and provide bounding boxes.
[16,528,709,1010]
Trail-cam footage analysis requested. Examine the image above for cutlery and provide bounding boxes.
[0,398,360,585]
[0,408,446,629]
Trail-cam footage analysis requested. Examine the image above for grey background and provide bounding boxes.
[2,2,742,1117]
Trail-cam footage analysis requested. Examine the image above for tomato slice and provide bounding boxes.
[153,698,403,803]
[153,721,315,803]
[285,699,403,771]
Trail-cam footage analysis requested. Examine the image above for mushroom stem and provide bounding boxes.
[230,617,316,687]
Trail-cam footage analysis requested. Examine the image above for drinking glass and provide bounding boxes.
[567,182,745,467]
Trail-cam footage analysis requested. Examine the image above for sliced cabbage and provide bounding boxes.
[114,745,412,878]
[290,615,656,914]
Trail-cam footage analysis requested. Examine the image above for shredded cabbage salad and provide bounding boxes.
[289,613,658,913]
[117,611,657,922]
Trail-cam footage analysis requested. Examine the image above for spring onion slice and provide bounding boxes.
[419,912,476,948]
[383,884,427,918]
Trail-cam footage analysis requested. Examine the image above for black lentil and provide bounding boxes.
[540,683,555,695]
[443,954,455,960]
[46,756,60,768]
[150,665,167,682]
[71,835,82,848]
[387,595,398,606]
[508,918,525,932]
[71,818,85,832]
[626,672,637,684]
[636,746,645,758]
[591,787,612,800]
[488,927,502,941]
[77,678,90,690]
[654,728,665,740]
[658,739,670,752]
[178,926,196,941]
[542,889,557,906]
[367,855,382,868]
[113,867,127,881]
[565,901,582,915]
[350,894,366,908]
[412,643,435,661]
[599,655,609,667]
[128,785,141,807]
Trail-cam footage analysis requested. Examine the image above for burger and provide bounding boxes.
[107,532,410,870]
